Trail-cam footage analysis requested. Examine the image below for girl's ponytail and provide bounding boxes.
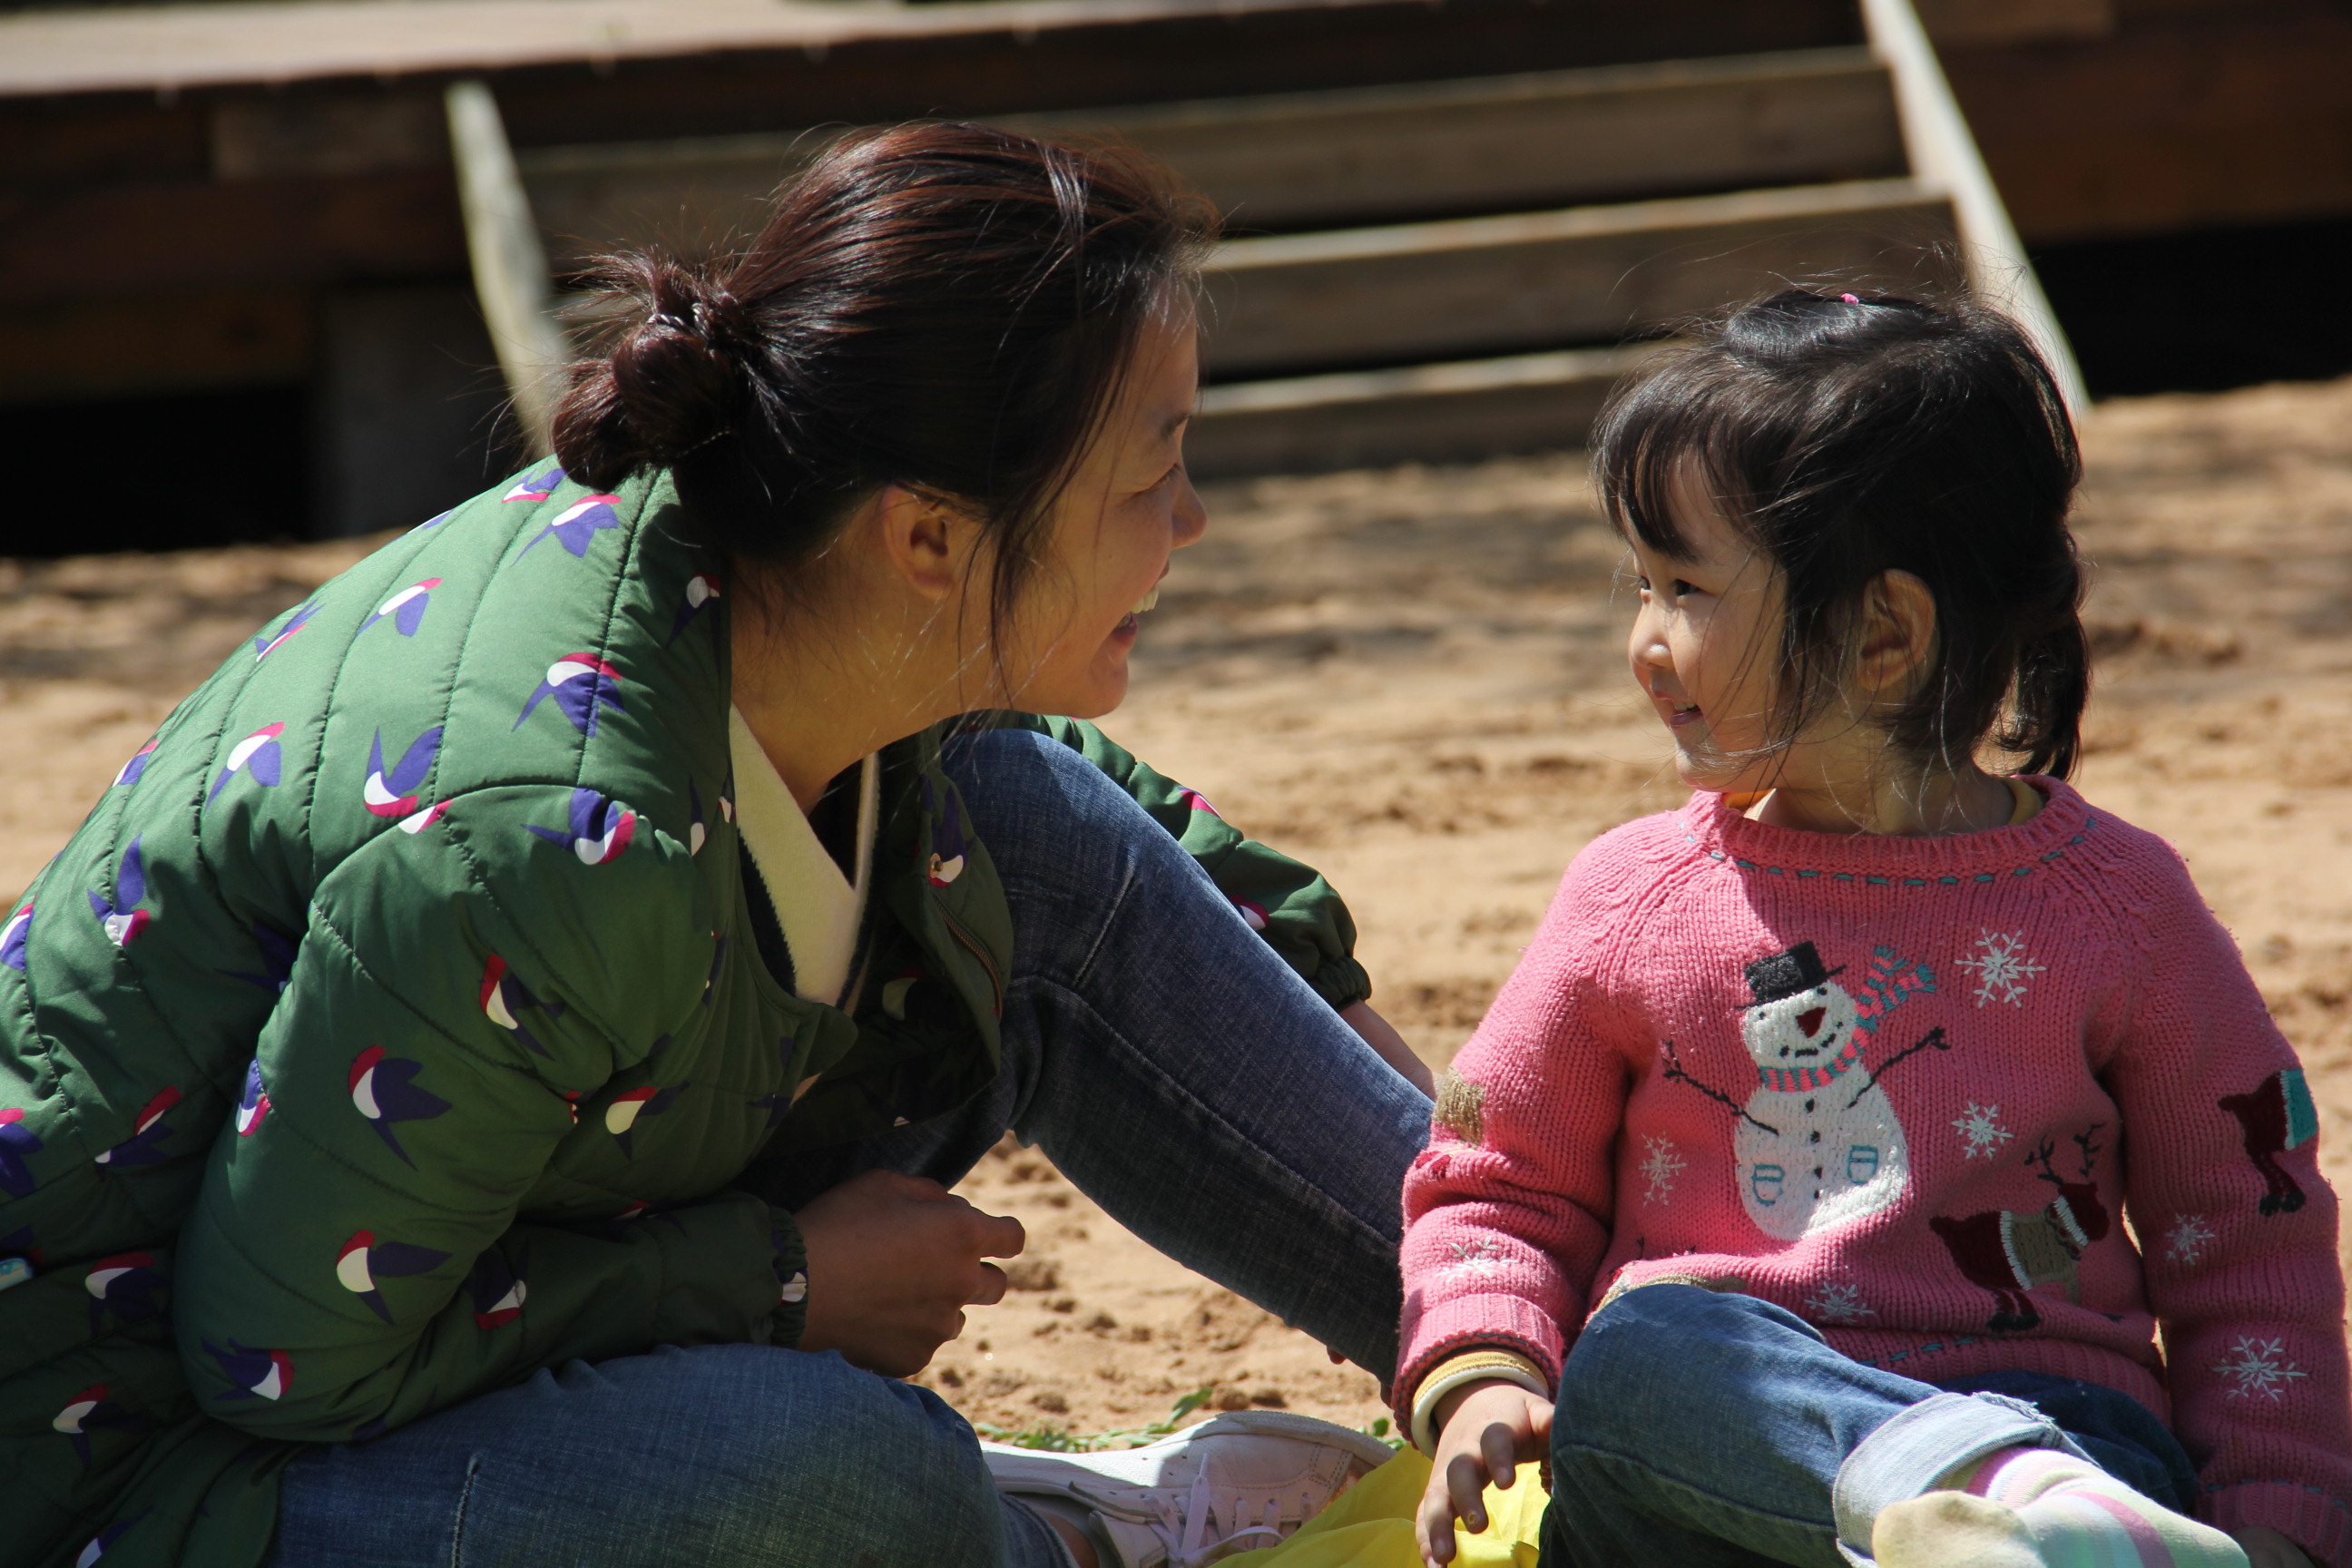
[1999,595,2091,781]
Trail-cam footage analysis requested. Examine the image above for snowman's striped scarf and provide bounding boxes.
[1755,1031,1867,1093]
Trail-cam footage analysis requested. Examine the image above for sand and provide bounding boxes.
[4,373,2348,1445]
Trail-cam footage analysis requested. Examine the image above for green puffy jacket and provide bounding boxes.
[0,466,1368,1568]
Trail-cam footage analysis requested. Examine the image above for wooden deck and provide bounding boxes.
[1,0,2347,524]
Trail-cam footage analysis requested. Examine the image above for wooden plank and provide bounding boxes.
[0,289,314,407]
[1201,179,1958,378]
[1916,0,2112,47]
[519,48,1905,263]
[1945,9,2352,242]
[0,167,465,308]
[491,0,1862,152]
[446,80,569,456]
[1186,344,1652,478]
[0,0,1858,108]
[314,283,517,536]
[0,97,207,185]
[1020,50,1901,232]
[1861,0,2085,409]
[212,91,447,181]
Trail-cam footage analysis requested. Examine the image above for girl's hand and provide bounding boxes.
[1340,1001,1436,1097]
[1416,1379,1553,1566]
[791,1169,1025,1376]
[2234,1524,2316,1568]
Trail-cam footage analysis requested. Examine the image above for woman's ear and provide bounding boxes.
[870,485,965,603]
[1857,569,1938,701]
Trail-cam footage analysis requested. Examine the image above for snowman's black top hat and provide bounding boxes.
[1743,942,1846,1007]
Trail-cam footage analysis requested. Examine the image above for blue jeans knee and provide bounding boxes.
[271,1344,1021,1568]
[1551,1284,1827,1463]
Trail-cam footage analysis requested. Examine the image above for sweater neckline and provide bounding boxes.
[1680,776,2096,882]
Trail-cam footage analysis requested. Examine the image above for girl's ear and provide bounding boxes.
[1856,569,1939,701]
[871,485,968,603]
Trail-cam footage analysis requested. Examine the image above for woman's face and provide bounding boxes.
[995,314,1206,720]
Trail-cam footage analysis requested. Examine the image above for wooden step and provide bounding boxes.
[1184,344,1655,480]
[1009,48,1902,233]
[517,47,1904,264]
[1200,177,1957,378]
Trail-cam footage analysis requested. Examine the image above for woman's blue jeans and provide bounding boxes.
[265,729,1433,1567]
[1538,1285,2200,1568]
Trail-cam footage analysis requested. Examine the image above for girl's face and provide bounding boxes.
[1622,472,1789,794]
[995,314,1206,720]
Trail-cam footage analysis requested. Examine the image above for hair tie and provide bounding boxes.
[1839,293,1861,305]
[646,297,737,344]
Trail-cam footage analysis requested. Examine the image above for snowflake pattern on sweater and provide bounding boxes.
[1398,787,2352,1567]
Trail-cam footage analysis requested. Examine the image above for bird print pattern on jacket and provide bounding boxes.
[0,464,1372,1568]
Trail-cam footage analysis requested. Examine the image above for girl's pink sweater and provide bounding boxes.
[1398,781,2352,1563]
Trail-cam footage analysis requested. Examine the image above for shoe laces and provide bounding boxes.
[1147,1465,1318,1567]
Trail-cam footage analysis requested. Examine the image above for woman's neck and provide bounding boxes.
[1749,759,2017,838]
[728,594,973,814]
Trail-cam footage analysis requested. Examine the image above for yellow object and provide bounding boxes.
[1220,1448,1546,1567]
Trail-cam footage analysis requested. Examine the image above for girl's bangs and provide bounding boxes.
[1597,359,1757,563]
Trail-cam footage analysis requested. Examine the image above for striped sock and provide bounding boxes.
[1872,1447,2249,1568]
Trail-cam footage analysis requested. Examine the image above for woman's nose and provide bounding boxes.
[1170,471,1208,551]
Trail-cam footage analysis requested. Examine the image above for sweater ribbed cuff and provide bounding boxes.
[2203,1481,2352,1568]
[1397,1292,1567,1415]
[767,1210,809,1348]
[1408,1349,1552,1456]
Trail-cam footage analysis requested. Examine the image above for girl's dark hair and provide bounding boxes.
[553,122,1215,641]
[1594,288,2088,779]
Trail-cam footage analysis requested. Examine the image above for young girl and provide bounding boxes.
[1401,290,2349,1568]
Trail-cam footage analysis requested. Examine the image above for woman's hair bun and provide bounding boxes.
[554,254,746,492]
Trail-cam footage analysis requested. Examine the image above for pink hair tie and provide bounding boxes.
[1840,293,1861,304]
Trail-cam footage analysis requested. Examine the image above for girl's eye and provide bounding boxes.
[1671,579,1700,598]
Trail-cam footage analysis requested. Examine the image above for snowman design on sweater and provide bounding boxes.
[1665,941,1944,1240]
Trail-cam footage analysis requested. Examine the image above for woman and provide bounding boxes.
[0,126,1432,1568]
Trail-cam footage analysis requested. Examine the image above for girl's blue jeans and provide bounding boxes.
[264,729,1432,1567]
[1537,1284,2200,1568]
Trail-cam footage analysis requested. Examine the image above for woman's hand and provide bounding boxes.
[1340,1001,1436,1097]
[2235,1525,2316,1568]
[791,1169,1026,1377]
[1416,1379,1553,1566]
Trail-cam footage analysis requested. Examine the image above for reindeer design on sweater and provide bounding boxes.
[1930,1125,2108,1334]
[2219,1067,2317,1216]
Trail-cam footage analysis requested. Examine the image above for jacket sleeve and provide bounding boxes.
[1393,838,1639,1416]
[172,790,806,1443]
[2102,850,2352,1564]
[996,713,1369,1010]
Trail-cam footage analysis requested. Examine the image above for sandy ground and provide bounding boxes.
[4,374,2349,1445]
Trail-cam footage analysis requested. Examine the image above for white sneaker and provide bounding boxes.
[981,1410,1396,1568]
